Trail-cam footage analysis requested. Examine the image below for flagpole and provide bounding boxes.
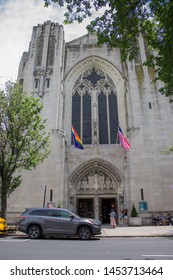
[43,185,47,208]
[116,124,119,144]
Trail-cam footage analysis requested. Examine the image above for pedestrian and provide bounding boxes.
[152,212,161,225]
[48,203,53,208]
[159,213,166,225]
[109,208,116,228]
[122,208,128,225]
[167,212,173,225]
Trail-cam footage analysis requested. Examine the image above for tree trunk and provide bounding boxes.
[1,194,7,219]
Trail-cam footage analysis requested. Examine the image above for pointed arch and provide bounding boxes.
[68,158,124,221]
[64,56,126,145]
[69,158,124,189]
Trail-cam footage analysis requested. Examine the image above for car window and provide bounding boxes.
[47,209,72,218]
[27,209,74,218]
[59,210,72,218]
[48,210,61,217]
[30,210,49,216]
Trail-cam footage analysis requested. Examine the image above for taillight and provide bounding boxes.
[20,216,26,220]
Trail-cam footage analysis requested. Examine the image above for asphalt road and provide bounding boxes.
[0,235,173,260]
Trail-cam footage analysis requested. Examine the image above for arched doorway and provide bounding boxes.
[101,198,117,223]
[68,159,124,223]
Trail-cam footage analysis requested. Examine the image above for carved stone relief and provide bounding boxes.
[77,170,117,192]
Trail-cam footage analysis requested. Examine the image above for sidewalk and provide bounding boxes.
[100,224,173,237]
[11,225,173,238]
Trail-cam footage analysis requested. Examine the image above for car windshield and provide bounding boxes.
[67,210,80,219]
[21,209,30,216]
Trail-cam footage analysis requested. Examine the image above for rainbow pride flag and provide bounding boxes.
[71,126,84,150]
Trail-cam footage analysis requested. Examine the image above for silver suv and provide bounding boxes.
[18,208,102,240]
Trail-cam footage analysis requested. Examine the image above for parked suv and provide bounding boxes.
[18,208,102,240]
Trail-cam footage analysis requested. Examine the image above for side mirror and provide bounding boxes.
[70,215,74,220]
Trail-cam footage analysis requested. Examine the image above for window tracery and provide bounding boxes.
[72,67,119,145]
[35,36,44,67]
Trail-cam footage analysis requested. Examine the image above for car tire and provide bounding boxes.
[78,226,91,240]
[28,225,42,239]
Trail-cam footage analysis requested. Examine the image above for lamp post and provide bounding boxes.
[43,185,47,208]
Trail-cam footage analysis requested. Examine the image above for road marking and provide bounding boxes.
[142,255,173,257]
[0,238,28,242]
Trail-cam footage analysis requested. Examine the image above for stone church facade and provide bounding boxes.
[7,21,173,223]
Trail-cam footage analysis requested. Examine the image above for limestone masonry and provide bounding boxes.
[7,21,173,224]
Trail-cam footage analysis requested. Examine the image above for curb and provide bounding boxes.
[99,235,173,238]
[7,232,173,238]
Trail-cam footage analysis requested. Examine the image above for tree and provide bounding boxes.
[0,81,50,218]
[44,0,173,99]
[131,204,138,217]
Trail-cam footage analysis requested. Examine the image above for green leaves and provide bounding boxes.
[44,0,173,99]
[0,81,50,206]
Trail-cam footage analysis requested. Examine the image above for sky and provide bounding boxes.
[0,0,91,87]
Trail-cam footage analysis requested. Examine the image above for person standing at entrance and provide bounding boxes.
[109,208,116,228]
[122,208,128,225]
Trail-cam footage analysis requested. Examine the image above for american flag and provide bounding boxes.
[118,126,131,151]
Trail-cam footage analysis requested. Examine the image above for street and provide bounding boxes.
[0,236,173,260]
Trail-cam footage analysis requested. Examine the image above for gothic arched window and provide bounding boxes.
[72,67,119,145]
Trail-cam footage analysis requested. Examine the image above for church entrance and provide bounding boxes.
[101,198,117,223]
[77,198,94,218]
[69,159,123,222]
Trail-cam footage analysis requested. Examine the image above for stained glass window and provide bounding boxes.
[72,67,119,145]
[83,92,92,144]
[98,91,108,144]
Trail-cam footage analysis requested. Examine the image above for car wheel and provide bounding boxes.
[28,225,41,239]
[78,226,91,240]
